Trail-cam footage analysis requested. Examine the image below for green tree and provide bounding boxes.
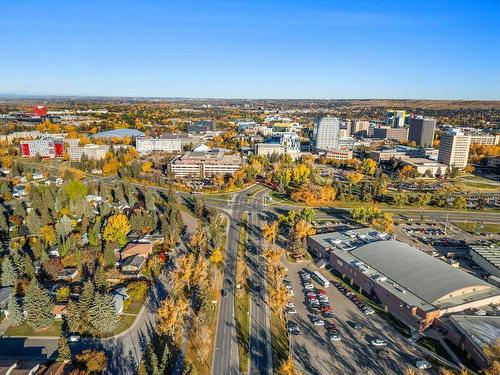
[57,336,72,362]
[1,257,18,287]
[94,266,108,292]
[104,247,117,268]
[24,278,54,330]
[64,180,88,202]
[393,193,408,207]
[453,196,467,210]
[7,294,23,326]
[89,292,118,334]
[25,210,42,235]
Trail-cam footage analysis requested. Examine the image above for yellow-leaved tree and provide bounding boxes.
[103,214,131,246]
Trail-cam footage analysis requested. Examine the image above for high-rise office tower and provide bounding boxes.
[438,129,471,169]
[313,116,340,151]
[350,120,370,137]
[385,110,406,127]
[408,117,436,147]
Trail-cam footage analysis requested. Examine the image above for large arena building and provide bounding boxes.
[307,228,500,331]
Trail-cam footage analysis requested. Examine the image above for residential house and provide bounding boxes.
[139,230,165,244]
[111,286,129,314]
[121,255,146,274]
[120,242,153,260]
[52,304,67,320]
[57,268,78,281]
[0,286,13,313]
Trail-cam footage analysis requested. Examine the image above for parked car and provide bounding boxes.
[286,301,295,308]
[415,360,431,369]
[304,283,314,290]
[371,339,387,347]
[311,316,325,326]
[285,307,297,314]
[323,311,334,319]
[328,332,342,341]
[69,335,81,342]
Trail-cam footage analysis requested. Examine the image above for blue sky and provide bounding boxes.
[0,0,498,99]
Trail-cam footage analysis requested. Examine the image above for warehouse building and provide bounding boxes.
[307,229,500,330]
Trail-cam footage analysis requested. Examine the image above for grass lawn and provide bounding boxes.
[452,221,500,234]
[460,176,499,190]
[0,312,4,323]
[124,300,144,315]
[416,337,454,363]
[6,321,63,337]
[107,314,137,337]
[270,312,288,373]
[235,212,250,374]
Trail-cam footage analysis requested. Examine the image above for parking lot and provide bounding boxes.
[283,259,436,375]
[395,221,499,280]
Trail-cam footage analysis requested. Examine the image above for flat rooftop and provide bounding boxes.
[469,245,500,270]
[309,229,500,311]
[450,315,500,351]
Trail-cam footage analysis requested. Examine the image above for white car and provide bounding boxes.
[318,295,329,302]
[287,289,295,297]
[286,301,295,308]
[474,309,487,316]
[304,283,314,290]
[371,339,387,347]
[285,284,293,290]
[328,333,342,341]
[69,335,80,342]
[363,308,375,315]
[415,360,431,370]
[313,318,325,326]
[285,308,297,314]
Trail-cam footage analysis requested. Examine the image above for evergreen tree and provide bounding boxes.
[65,300,82,333]
[24,278,53,330]
[94,266,108,292]
[145,343,161,375]
[89,292,118,334]
[23,254,36,279]
[7,294,23,326]
[104,247,116,268]
[57,336,72,362]
[12,200,26,217]
[25,210,42,235]
[1,257,18,287]
[78,281,95,331]
[160,342,172,373]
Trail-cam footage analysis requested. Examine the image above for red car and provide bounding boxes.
[321,305,333,313]
[317,289,327,296]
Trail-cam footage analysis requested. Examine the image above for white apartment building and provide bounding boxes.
[438,129,471,169]
[468,134,500,146]
[20,138,64,158]
[313,116,340,151]
[255,143,286,157]
[67,144,110,161]
[168,147,243,178]
[135,136,182,154]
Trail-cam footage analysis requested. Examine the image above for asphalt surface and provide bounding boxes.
[284,260,437,375]
[247,191,272,375]
[211,191,245,375]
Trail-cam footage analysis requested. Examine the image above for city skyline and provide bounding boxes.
[1,0,499,100]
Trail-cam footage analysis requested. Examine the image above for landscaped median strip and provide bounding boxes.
[235,211,250,374]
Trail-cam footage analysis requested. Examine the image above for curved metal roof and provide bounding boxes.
[351,240,493,304]
[94,129,144,138]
